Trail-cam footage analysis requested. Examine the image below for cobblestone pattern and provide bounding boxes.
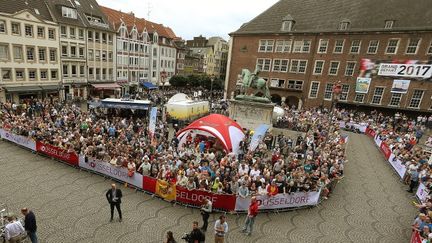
[0,133,417,243]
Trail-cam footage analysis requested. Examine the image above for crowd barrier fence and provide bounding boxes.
[0,128,335,213]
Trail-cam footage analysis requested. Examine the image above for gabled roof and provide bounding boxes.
[0,0,53,22]
[101,6,176,38]
[233,0,432,35]
[75,0,114,31]
[44,0,86,27]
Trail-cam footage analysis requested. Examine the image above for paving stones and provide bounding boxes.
[0,133,417,242]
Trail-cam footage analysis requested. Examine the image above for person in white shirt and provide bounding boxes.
[214,215,229,243]
[249,165,261,180]
[238,163,249,176]
[4,216,25,243]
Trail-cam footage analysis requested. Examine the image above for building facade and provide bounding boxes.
[186,36,229,79]
[102,7,177,89]
[0,0,61,103]
[45,0,88,100]
[226,0,432,112]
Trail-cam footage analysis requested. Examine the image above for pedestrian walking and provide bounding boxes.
[214,215,228,243]
[4,215,26,243]
[164,231,177,243]
[241,196,259,236]
[200,198,212,231]
[106,183,123,222]
[21,208,38,243]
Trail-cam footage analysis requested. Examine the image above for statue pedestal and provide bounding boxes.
[229,99,274,131]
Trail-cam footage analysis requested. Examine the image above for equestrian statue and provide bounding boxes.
[236,68,271,103]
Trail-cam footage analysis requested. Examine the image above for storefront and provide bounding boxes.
[89,83,121,99]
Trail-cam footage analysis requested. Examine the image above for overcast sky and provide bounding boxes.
[98,0,279,40]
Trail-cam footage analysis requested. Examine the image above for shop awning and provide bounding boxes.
[141,81,158,90]
[5,86,43,92]
[91,83,121,90]
[40,85,60,91]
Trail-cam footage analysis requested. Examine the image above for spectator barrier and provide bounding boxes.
[0,128,330,213]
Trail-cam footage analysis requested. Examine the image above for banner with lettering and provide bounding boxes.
[36,141,78,166]
[176,186,236,211]
[235,190,321,211]
[79,156,143,188]
[0,129,36,151]
[155,179,176,201]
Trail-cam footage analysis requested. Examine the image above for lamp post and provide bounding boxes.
[331,81,342,116]
[210,74,215,112]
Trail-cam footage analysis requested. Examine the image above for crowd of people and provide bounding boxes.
[0,96,347,203]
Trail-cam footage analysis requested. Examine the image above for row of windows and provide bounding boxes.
[87,49,113,62]
[87,30,113,44]
[0,44,57,63]
[117,55,149,66]
[87,68,114,81]
[307,82,426,109]
[60,26,85,40]
[256,58,357,76]
[1,68,58,81]
[61,44,85,59]
[0,20,56,40]
[117,40,149,53]
[258,38,432,55]
[62,64,85,78]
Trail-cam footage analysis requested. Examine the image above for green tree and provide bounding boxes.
[169,75,187,87]
[187,75,201,87]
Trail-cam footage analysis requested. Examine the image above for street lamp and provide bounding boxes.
[331,81,342,116]
[210,74,215,112]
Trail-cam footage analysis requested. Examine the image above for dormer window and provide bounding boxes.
[119,28,127,38]
[281,14,294,32]
[385,20,394,29]
[153,33,158,43]
[62,7,77,19]
[339,19,350,30]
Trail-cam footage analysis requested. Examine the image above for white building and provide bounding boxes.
[0,1,61,103]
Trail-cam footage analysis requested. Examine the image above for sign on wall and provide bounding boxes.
[355,77,372,93]
[378,64,432,79]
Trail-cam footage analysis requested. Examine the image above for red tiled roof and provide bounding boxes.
[101,6,176,39]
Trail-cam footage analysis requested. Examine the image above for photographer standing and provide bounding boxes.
[186,221,205,243]
[200,198,212,232]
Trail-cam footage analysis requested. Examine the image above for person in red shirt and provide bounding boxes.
[241,196,259,236]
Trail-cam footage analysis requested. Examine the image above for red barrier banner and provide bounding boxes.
[143,176,157,193]
[366,128,376,138]
[36,141,78,166]
[411,230,422,243]
[176,186,236,211]
[380,142,392,160]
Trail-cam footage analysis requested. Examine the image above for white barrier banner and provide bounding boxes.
[235,190,321,211]
[0,129,36,151]
[387,154,407,179]
[339,121,368,133]
[79,156,143,188]
[416,183,429,203]
[374,136,382,147]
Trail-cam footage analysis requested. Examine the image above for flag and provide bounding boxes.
[155,179,176,201]
[249,124,270,151]
[148,107,157,138]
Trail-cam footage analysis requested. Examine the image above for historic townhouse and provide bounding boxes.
[187,36,229,79]
[45,0,88,100]
[102,7,177,90]
[75,0,116,98]
[226,0,432,112]
[0,0,61,103]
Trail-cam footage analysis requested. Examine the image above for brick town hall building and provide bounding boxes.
[225,0,432,112]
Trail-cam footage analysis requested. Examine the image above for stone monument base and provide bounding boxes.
[229,99,274,131]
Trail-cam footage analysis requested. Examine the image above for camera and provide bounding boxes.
[181,233,191,242]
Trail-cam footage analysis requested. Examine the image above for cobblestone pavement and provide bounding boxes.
[0,133,417,243]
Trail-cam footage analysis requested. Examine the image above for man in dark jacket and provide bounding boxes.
[106,183,123,222]
[21,208,38,243]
